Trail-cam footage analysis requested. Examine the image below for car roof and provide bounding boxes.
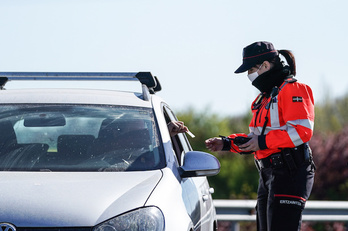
[0,72,162,108]
[0,88,152,107]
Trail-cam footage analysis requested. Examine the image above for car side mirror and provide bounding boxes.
[179,151,220,178]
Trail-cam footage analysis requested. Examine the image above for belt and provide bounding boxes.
[255,143,314,171]
[255,152,283,170]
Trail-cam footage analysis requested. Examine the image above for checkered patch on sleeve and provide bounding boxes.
[292,96,303,102]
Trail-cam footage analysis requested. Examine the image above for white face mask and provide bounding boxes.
[247,64,263,82]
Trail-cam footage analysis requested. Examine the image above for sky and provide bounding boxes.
[0,0,347,117]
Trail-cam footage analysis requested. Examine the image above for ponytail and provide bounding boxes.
[278,50,296,76]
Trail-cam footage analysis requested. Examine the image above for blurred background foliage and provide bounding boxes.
[176,93,348,201]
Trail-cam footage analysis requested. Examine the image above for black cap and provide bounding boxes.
[235,41,278,73]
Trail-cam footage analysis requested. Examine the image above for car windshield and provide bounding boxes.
[0,104,165,172]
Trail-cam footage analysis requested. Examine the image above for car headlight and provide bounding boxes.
[93,206,165,231]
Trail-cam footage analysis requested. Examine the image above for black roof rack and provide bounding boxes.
[0,72,162,99]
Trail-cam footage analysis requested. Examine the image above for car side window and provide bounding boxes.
[163,106,192,166]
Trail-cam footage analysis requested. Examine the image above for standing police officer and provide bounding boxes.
[206,41,315,231]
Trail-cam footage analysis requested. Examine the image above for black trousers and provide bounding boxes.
[256,162,315,231]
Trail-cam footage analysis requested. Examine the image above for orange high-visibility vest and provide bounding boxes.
[249,79,314,159]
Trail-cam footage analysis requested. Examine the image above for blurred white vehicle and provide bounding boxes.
[0,72,220,231]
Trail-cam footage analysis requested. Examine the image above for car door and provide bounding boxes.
[163,106,214,230]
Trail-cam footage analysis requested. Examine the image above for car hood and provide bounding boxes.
[0,171,162,227]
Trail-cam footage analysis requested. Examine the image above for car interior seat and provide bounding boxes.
[57,135,95,165]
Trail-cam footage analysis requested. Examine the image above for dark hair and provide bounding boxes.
[256,49,296,76]
[268,50,296,76]
[278,50,296,76]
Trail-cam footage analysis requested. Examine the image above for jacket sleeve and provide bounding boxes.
[263,83,315,149]
[227,133,250,153]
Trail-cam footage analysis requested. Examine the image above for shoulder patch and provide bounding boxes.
[292,96,303,102]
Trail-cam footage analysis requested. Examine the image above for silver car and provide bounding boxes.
[0,72,220,231]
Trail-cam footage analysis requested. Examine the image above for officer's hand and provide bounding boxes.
[205,137,223,152]
[239,134,260,151]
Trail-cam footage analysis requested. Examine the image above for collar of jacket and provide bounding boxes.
[252,64,289,95]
